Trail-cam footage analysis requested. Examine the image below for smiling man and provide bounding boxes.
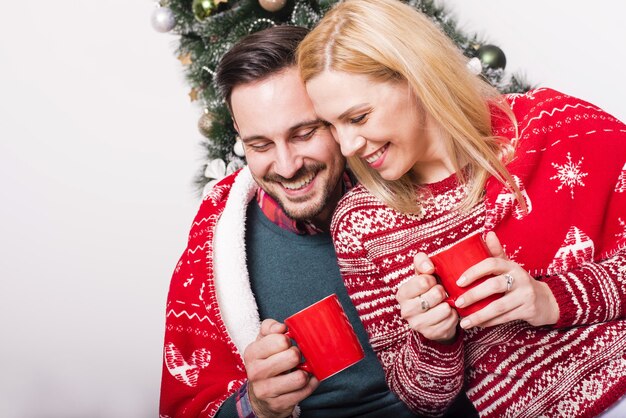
[159,26,476,418]
[229,66,345,231]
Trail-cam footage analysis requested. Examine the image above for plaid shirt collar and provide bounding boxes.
[255,172,354,235]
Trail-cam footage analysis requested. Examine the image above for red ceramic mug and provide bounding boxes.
[284,294,365,381]
[430,234,503,317]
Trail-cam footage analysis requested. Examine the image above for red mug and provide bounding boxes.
[430,234,503,317]
[284,294,365,381]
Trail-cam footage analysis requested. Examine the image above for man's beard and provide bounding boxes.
[262,162,331,221]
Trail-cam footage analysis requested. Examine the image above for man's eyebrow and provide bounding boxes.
[288,119,326,133]
[239,134,268,143]
[238,119,324,143]
[337,103,368,121]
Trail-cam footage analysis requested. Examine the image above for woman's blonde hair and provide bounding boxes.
[297,0,523,214]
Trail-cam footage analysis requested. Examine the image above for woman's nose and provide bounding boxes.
[336,128,366,158]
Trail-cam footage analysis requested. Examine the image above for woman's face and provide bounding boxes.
[306,70,451,183]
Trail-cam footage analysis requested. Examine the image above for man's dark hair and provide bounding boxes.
[215,25,309,110]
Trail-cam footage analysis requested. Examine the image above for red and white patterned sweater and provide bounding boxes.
[331,88,626,418]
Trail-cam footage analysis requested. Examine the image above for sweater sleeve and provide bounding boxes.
[332,205,464,416]
[487,88,626,331]
[543,247,626,328]
[504,89,626,330]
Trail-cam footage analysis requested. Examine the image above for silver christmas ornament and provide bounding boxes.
[466,57,482,75]
[151,6,176,33]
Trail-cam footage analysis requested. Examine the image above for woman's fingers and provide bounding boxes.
[455,273,509,308]
[396,274,437,303]
[485,231,508,260]
[414,252,435,274]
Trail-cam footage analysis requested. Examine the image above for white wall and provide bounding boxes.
[0,1,624,417]
[445,0,626,121]
[0,2,199,417]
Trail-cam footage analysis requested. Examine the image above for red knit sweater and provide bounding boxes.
[331,88,626,418]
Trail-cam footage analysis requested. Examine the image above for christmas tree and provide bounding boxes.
[151,0,532,196]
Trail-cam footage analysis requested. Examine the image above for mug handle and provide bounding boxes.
[284,330,313,374]
[444,296,455,309]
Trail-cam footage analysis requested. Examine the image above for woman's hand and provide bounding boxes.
[396,253,459,342]
[456,231,560,329]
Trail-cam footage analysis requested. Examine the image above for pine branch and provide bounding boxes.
[156,0,533,195]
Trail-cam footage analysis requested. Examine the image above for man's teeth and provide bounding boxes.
[282,172,315,190]
[366,145,387,164]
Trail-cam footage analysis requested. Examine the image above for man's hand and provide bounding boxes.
[244,319,319,418]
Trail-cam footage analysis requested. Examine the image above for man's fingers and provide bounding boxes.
[250,369,312,400]
[245,334,295,369]
[258,318,287,338]
[249,372,318,417]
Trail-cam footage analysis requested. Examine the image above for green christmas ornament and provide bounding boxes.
[192,0,217,21]
[477,44,506,70]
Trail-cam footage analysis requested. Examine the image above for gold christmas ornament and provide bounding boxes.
[192,0,217,21]
[259,0,287,13]
[177,53,193,66]
[189,88,200,102]
[198,111,213,136]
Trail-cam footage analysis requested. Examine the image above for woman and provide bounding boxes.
[297,0,626,417]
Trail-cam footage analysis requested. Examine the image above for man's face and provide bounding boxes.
[230,67,345,226]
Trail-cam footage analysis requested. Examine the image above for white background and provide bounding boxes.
[0,1,624,417]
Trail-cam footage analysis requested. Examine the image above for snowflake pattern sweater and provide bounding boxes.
[330,88,626,418]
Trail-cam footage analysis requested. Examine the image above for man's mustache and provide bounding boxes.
[263,163,326,183]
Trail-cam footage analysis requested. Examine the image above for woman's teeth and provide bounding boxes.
[365,144,388,164]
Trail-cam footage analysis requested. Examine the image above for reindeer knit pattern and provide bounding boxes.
[331,88,626,418]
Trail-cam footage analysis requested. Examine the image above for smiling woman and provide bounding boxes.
[297,0,626,417]
[306,71,449,185]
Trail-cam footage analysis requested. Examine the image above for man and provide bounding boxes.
[160,26,475,418]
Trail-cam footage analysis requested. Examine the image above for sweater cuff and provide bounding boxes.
[543,274,579,328]
[413,327,464,364]
[543,258,622,328]
[235,381,301,418]
[235,382,257,418]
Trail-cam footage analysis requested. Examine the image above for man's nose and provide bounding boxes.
[273,144,304,179]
